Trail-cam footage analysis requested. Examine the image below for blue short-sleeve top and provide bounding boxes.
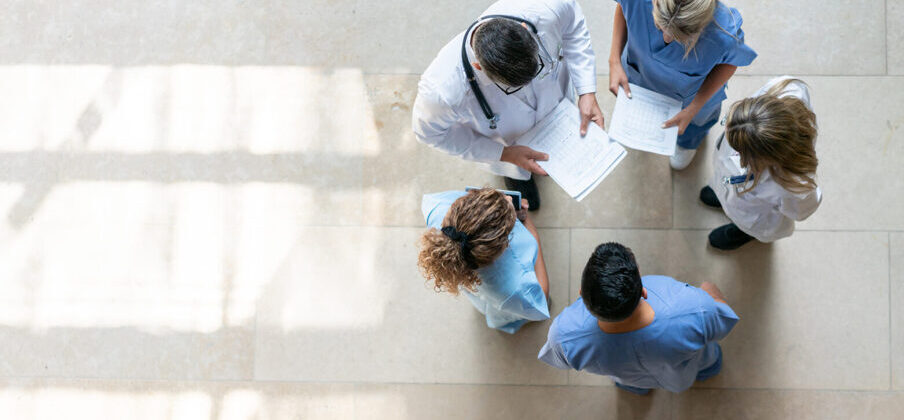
[616,0,757,121]
[422,191,549,333]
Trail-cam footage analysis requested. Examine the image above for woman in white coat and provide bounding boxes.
[699,76,821,250]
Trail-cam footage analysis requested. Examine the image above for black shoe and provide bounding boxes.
[699,186,721,208]
[708,223,754,250]
[504,176,540,212]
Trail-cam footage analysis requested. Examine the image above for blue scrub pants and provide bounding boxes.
[677,108,720,150]
[614,344,723,395]
[695,344,723,382]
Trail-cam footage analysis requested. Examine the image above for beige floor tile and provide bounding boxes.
[889,0,904,75]
[0,0,616,73]
[581,0,618,75]
[0,379,676,420]
[254,227,570,385]
[0,216,255,380]
[0,67,408,227]
[0,1,269,65]
[674,389,904,420]
[892,233,904,390]
[0,0,489,69]
[673,76,904,231]
[0,0,886,76]
[354,383,672,420]
[284,0,496,72]
[0,378,358,420]
[731,0,886,75]
[568,229,890,390]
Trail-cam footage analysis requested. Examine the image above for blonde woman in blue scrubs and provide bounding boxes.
[608,0,757,170]
[418,188,550,334]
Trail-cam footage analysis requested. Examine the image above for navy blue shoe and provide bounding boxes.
[709,223,754,250]
[696,346,723,382]
[699,186,721,208]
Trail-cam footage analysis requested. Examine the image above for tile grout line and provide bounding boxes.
[889,231,893,390]
[669,391,675,420]
[886,0,890,76]
[566,227,573,386]
[7,375,904,395]
[671,171,676,231]
[298,225,904,233]
[368,72,904,78]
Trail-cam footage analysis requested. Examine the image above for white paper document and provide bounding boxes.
[516,99,627,201]
[609,83,682,156]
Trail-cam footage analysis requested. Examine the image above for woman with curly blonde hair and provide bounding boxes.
[699,76,821,250]
[418,187,550,333]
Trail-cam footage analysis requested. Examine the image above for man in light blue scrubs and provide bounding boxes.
[538,242,738,393]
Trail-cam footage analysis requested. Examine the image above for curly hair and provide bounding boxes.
[725,78,818,194]
[417,188,516,295]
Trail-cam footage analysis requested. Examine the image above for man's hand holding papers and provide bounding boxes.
[515,99,627,201]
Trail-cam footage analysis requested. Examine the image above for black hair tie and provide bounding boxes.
[441,226,479,270]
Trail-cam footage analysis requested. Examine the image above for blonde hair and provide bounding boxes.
[725,78,819,194]
[652,0,718,58]
[417,188,515,295]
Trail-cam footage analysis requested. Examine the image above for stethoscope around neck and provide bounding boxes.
[461,15,541,130]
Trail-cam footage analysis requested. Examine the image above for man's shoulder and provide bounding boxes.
[641,275,682,291]
[482,0,573,35]
[548,299,599,344]
[419,34,470,108]
[643,276,711,316]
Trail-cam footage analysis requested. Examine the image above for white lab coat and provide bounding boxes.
[710,76,822,242]
[412,0,596,180]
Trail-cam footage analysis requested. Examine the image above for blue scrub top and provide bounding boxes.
[422,191,549,334]
[538,275,739,392]
[617,0,757,123]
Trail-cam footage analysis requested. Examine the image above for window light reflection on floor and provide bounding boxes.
[0,65,393,333]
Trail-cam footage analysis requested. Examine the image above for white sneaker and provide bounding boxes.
[669,146,697,170]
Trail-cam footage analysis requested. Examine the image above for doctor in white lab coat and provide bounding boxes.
[700,76,822,250]
[412,0,601,210]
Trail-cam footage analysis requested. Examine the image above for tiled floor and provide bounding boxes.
[1,0,903,419]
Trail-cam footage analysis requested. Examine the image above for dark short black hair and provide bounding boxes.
[581,242,643,322]
[472,19,539,88]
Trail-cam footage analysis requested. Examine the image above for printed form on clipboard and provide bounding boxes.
[515,99,627,201]
[609,83,682,156]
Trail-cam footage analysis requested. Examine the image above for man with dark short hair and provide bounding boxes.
[538,242,739,394]
[413,0,603,211]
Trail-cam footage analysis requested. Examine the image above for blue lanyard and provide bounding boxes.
[723,174,754,185]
